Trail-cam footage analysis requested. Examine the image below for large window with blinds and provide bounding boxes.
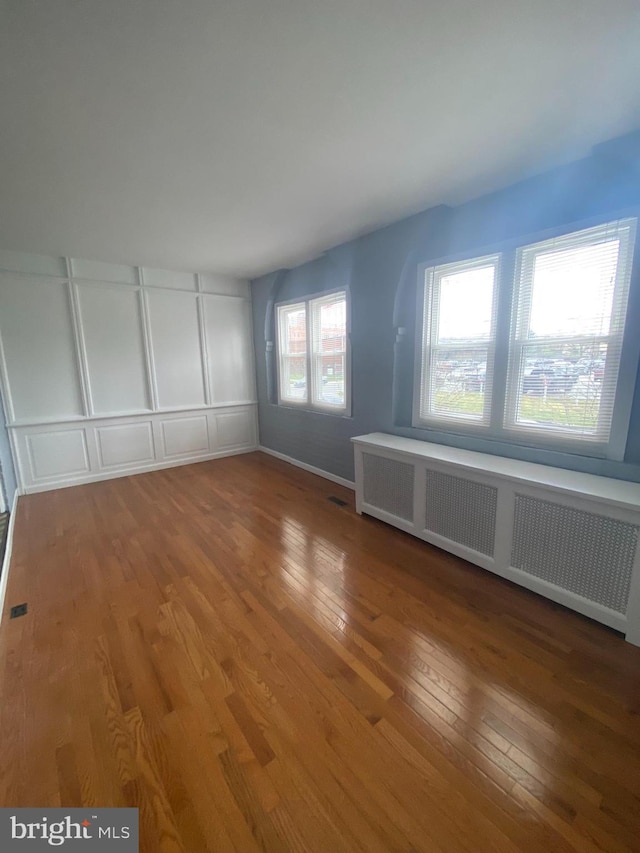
[414,218,637,457]
[276,289,349,415]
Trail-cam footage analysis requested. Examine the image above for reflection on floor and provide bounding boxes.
[0,512,7,565]
[1,452,639,853]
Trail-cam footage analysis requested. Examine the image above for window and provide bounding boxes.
[415,254,499,426]
[276,290,349,414]
[506,220,635,446]
[415,218,637,457]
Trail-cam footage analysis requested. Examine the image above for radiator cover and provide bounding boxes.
[362,452,414,522]
[425,469,497,557]
[353,433,640,645]
[512,494,637,614]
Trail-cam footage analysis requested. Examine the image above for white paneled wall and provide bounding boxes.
[0,275,85,420]
[146,288,208,409]
[76,283,151,414]
[202,295,255,404]
[0,251,257,493]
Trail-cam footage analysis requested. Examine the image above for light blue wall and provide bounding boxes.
[251,131,640,483]
[0,389,17,508]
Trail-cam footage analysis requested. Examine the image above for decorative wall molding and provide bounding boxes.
[161,415,209,458]
[26,428,90,481]
[12,406,257,493]
[5,401,258,429]
[0,250,258,492]
[96,421,155,469]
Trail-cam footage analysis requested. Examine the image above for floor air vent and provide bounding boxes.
[362,453,414,521]
[425,469,497,557]
[328,496,348,507]
[512,494,637,614]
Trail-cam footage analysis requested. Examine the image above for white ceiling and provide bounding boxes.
[1,0,639,279]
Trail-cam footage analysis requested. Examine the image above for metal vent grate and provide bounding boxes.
[512,494,637,614]
[9,603,28,619]
[362,453,414,522]
[424,469,498,556]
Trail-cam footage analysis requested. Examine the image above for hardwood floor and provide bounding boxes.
[1,452,639,852]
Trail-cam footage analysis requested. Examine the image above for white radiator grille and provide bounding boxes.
[424,469,497,556]
[362,453,414,521]
[512,494,637,614]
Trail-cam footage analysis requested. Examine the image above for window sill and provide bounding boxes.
[410,418,613,461]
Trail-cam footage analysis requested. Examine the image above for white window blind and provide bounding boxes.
[505,218,636,446]
[416,255,499,426]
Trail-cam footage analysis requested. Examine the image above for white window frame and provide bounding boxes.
[275,288,350,416]
[503,219,637,456]
[276,299,307,407]
[413,216,639,460]
[413,253,500,431]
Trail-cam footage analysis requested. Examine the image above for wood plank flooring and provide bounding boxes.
[1,452,639,852]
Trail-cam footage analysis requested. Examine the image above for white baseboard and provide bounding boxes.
[258,446,355,490]
[0,490,19,625]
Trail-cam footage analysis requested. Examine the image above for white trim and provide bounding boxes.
[0,251,250,296]
[0,316,16,424]
[351,433,640,510]
[276,299,308,407]
[0,270,69,283]
[275,288,350,417]
[258,445,355,490]
[413,253,500,430]
[139,284,160,410]
[11,405,257,492]
[504,218,636,458]
[5,401,258,429]
[196,293,213,407]
[67,280,93,416]
[0,490,19,626]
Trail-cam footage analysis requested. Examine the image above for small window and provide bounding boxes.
[276,290,349,414]
[415,255,499,427]
[277,301,308,404]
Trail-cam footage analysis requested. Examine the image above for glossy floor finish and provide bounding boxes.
[1,453,639,852]
[0,511,7,561]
